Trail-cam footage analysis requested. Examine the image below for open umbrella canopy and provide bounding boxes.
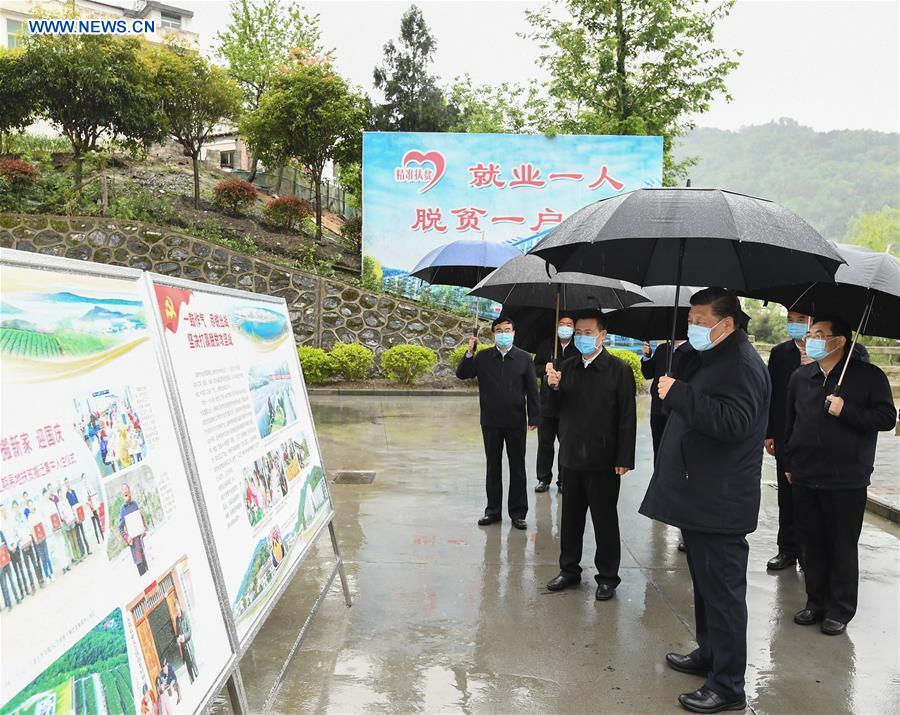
[530,188,845,290]
[747,243,900,339]
[603,285,703,341]
[410,239,522,288]
[468,253,649,311]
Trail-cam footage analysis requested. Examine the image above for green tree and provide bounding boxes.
[362,255,383,290]
[372,5,457,131]
[448,75,536,134]
[216,0,327,182]
[242,59,368,242]
[525,0,740,185]
[0,49,39,154]
[24,35,166,189]
[844,206,900,256]
[154,45,243,209]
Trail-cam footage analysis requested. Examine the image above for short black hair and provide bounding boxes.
[492,316,514,331]
[812,315,852,344]
[574,309,607,330]
[690,287,742,322]
[558,311,576,323]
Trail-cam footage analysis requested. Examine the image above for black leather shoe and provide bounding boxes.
[595,584,615,601]
[677,542,687,552]
[546,573,580,591]
[511,518,527,530]
[767,553,798,570]
[793,608,822,626]
[477,516,501,526]
[666,652,708,676]
[821,618,846,636]
[535,482,550,493]
[678,686,746,713]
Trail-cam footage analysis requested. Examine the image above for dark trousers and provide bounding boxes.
[681,529,749,701]
[774,456,799,556]
[559,468,621,586]
[649,413,667,463]
[536,417,562,485]
[10,549,28,595]
[792,483,867,623]
[22,544,43,588]
[0,563,20,607]
[74,521,91,555]
[481,426,528,520]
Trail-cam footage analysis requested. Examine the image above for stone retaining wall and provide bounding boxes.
[0,214,487,374]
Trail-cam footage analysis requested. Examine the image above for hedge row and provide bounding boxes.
[298,343,439,385]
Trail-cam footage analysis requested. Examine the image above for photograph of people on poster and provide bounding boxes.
[73,387,146,477]
[104,466,167,576]
[248,360,298,440]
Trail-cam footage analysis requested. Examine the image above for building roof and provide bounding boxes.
[124,1,193,19]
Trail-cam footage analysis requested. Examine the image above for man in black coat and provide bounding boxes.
[784,317,896,636]
[639,288,770,714]
[764,310,813,571]
[457,316,540,530]
[543,311,636,601]
[533,313,577,493]
[641,339,689,461]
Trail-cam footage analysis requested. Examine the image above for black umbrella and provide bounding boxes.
[531,188,845,372]
[469,253,649,359]
[603,285,702,341]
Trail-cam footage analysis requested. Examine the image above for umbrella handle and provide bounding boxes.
[666,239,687,376]
[825,291,874,415]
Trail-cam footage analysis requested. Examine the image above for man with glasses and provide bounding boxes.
[457,317,540,530]
[783,317,895,636]
[639,287,770,714]
[543,311,636,601]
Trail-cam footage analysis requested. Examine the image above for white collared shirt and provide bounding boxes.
[582,347,603,368]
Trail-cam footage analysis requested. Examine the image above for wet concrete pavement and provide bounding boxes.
[225,395,900,714]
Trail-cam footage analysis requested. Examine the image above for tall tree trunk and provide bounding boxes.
[100,168,108,216]
[247,154,259,183]
[314,168,323,244]
[192,154,200,209]
[74,151,84,192]
[614,0,629,128]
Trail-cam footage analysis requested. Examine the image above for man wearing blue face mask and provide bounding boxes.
[533,313,577,494]
[763,310,813,572]
[783,317,895,637]
[639,287,770,714]
[544,311,636,601]
[457,317,540,530]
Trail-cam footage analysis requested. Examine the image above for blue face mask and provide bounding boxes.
[574,334,598,355]
[687,318,725,352]
[557,325,574,340]
[786,321,808,340]
[495,332,514,349]
[805,337,835,362]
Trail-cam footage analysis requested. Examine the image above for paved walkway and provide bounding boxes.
[220,395,900,714]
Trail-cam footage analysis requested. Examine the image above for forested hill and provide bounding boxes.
[675,119,899,240]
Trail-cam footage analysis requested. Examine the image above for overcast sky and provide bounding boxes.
[178,0,900,134]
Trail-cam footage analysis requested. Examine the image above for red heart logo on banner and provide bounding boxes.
[402,150,446,193]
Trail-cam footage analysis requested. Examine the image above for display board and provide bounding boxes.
[149,275,334,646]
[0,251,233,715]
[362,131,664,313]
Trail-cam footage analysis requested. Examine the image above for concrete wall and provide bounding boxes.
[0,214,486,374]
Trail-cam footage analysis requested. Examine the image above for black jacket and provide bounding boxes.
[641,342,691,416]
[767,340,871,444]
[550,349,637,471]
[457,345,540,429]
[783,356,895,489]
[534,337,577,420]
[639,330,771,535]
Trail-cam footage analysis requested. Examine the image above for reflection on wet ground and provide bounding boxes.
[217,395,900,714]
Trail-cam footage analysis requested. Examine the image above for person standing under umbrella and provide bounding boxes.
[640,287,770,714]
[456,317,540,530]
[641,339,690,461]
[763,310,814,571]
[543,311,636,601]
[533,313,577,494]
[783,317,896,636]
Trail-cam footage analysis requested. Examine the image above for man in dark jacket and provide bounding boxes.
[457,317,540,529]
[533,313,577,493]
[784,317,896,636]
[543,311,636,601]
[639,287,770,714]
[641,339,689,461]
[764,310,813,571]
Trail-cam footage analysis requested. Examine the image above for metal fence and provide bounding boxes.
[237,167,360,219]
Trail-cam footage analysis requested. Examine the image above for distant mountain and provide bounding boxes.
[233,537,271,607]
[675,119,900,240]
[46,291,142,307]
[0,302,23,314]
[81,306,129,321]
[1,319,36,330]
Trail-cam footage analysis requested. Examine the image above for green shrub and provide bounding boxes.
[380,344,438,384]
[213,178,257,214]
[0,159,37,193]
[341,214,362,247]
[362,255,382,291]
[263,195,312,230]
[608,348,645,391]
[449,341,492,369]
[297,346,338,384]
[109,184,175,224]
[329,341,375,380]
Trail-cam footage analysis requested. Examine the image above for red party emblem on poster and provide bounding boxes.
[154,284,193,334]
